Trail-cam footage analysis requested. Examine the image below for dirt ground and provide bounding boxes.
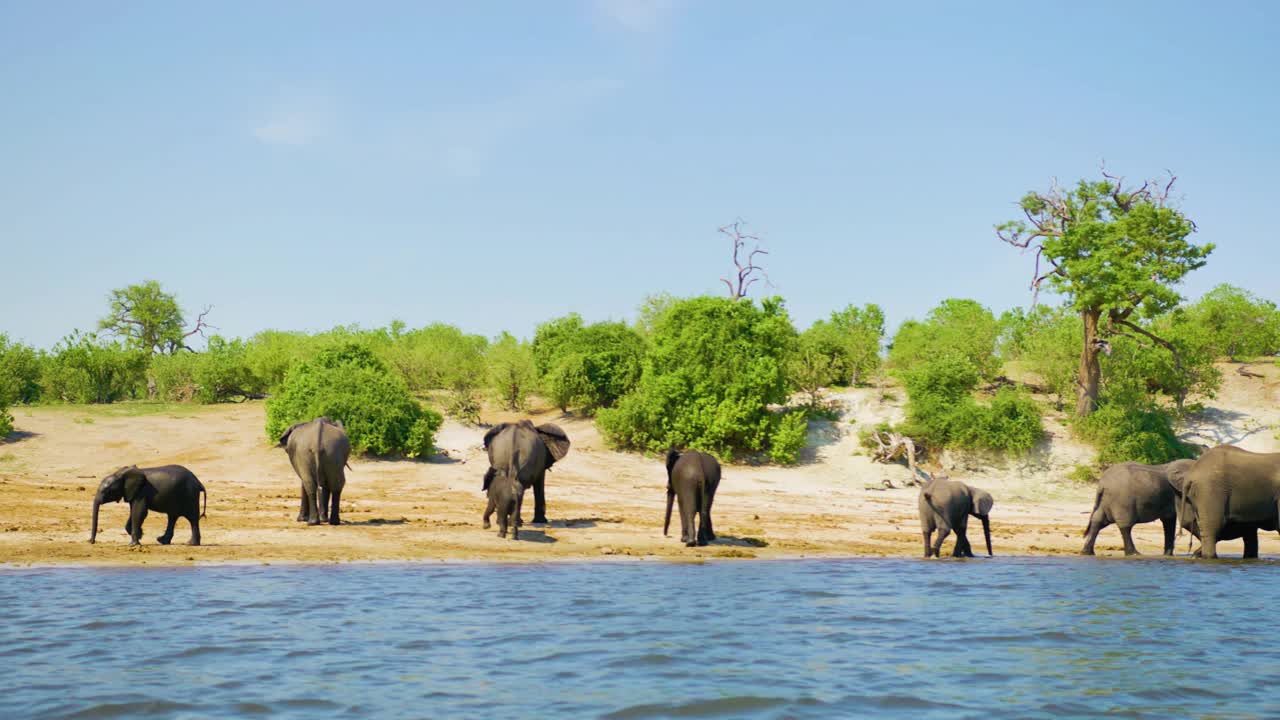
[2,362,1278,567]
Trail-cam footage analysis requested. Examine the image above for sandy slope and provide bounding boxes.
[1,363,1277,567]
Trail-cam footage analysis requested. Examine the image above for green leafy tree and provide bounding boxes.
[265,343,442,457]
[532,315,646,413]
[1014,305,1082,410]
[597,295,802,462]
[897,355,1044,454]
[997,171,1213,417]
[41,331,148,403]
[487,332,537,411]
[98,280,211,354]
[802,303,885,387]
[1186,284,1280,360]
[0,334,43,405]
[890,299,1001,379]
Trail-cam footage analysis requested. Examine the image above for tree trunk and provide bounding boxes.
[1075,309,1102,417]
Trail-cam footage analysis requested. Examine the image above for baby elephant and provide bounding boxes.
[483,471,524,540]
[1081,459,1193,556]
[89,465,207,546]
[664,449,721,547]
[918,475,993,558]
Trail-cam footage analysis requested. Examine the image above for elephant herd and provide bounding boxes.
[85,416,725,549]
[83,414,1279,559]
[921,443,1280,560]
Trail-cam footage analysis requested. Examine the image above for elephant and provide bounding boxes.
[483,470,524,540]
[663,449,721,547]
[918,475,993,558]
[1167,445,1280,559]
[278,417,351,526]
[89,465,206,546]
[1166,452,1280,559]
[481,420,570,526]
[1080,459,1194,556]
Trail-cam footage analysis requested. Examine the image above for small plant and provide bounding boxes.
[1068,464,1097,485]
[768,411,809,464]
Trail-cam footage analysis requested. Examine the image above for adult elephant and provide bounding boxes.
[89,465,206,546]
[1170,445,1280,559]
[279,417,351,526]
[1081,459,1194,556]
[918,475,993,558]
[663,449,721,547]
[482,420,570,526]
[1166,454,1279,559]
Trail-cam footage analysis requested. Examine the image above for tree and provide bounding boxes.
[487,332,536,411]
[98,280,211,354]
[1187,284,1280,361]
[997,171,1213,417]
[719,221,770,301]
[889,299,1001,380]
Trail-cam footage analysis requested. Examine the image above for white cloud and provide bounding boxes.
[252,94,334,146]
[593,0,677,33]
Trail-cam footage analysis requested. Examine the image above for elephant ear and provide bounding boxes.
[122,468,153,502]
[277,421,310,447]
[536,424,571,466]
[970,487,994,517]
[665,448,682,478]
[482,423,509,451]
[1165,461,1192,494]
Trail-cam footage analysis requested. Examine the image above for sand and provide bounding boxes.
[2,362,1277,567]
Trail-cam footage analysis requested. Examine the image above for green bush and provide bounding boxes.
[149,351,200,401]
[597,295,800,462]
[897,355,1044,454]
[768,411,810,464]
[533,315,646,413]
[801,304,884,386]
[1076,401,1196,465]
[41,331,147,404]
[488,332,537,411]
[1012,305,1081,410]
[0,334,43,404]
[1187,284,1280,360]
[265,343,442,457]
[890,298,1001,380]
[380,322,488,394]
[151,336,261,403]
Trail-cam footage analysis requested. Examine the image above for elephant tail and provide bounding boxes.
[1083,488,1103,537]
[663,486,675,537]
[200,484,207,518]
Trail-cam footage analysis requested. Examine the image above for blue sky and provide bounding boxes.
[3,1,1277,348]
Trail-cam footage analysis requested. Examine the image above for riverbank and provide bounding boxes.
[2,365,1277,567]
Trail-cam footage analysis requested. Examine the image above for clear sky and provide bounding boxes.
[3,1,1277,348]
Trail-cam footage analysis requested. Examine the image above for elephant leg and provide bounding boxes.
[187,514,201,546]
[1199,522,1221,560]
[952,530,972,558]
[483,495,496,529]
[703,491,717,541]
[531,476,548,525]
[680,494,697,547]
[512,493,523,541]
[1243,527,1259,559]
[297,486,308,522]
[318,486,331,523]
[303,480,321,526]
[1081,512,1109,556]
[1160,517,1175,556]
[497,505,508,538]
[1118,524,1141,556]
[932,526,951,558]
[922,530,933,558]
[128,503,148,546]
[328,488,341,526]
[157,514,178,545]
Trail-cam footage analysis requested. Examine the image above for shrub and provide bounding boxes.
[0,334,43,404]
[802,304,884,386]
[1014,305,1081,410]
[768,411,809,464]
[1187,284,1280,360]
[265,343,442,457]
[897,355,1043,454]
[597,295,800,462]
[41,331,147,403]
[380,323,488,395]
[1076,401,1196,465]
[488,332,537,411]
[890,298,1001,380]
[533,315,646,413]
[149,351,199,401]
[151,337,262,403]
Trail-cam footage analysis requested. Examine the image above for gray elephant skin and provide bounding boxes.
[483,469,524,539]
[1081,459,1194,556]
[482,420,570,526]
[663,449,721,547]
[89,465,206,546]
[1167,446,1280,559]
[918,476,993,558]
[279,417,351,526]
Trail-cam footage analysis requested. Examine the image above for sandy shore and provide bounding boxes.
[2,369,1278,567]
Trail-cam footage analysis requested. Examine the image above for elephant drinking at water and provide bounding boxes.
[918,475,993,558]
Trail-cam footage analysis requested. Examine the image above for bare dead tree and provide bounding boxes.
[179,306,216,352]
[719,220,770,301]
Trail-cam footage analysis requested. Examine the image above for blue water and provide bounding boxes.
[2,558,1277,719]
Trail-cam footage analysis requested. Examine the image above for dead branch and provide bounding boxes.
[719,220,770,301]
[870,430,924,485]
[1237,365,1265,379]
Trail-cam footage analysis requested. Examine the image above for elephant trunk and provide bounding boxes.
[663,490,674,537]
[90,498,101,544]
[981,514,992,557]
